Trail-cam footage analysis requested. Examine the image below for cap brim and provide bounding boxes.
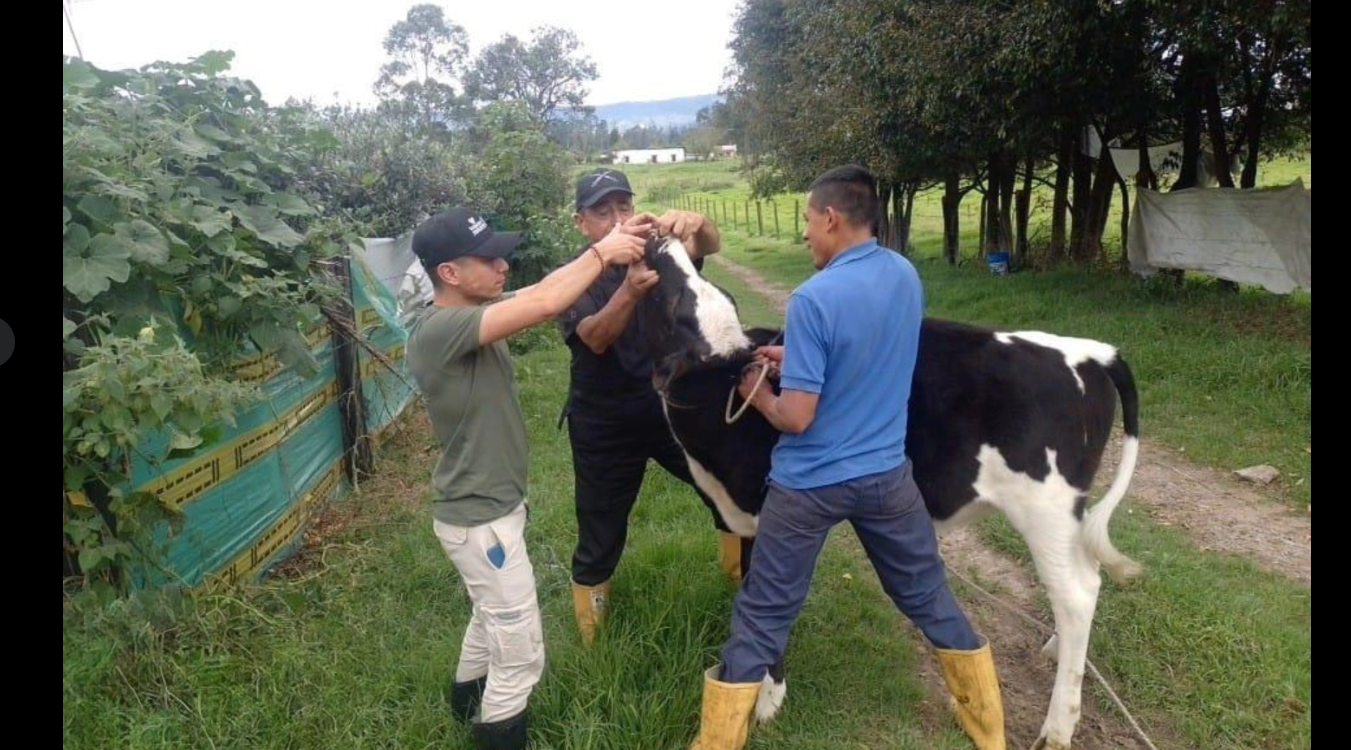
[578,186,635,209]
[470,231,523,259]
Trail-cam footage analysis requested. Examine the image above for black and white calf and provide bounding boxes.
[636,235,1142,750]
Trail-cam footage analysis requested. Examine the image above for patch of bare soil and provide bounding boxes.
[1094,435,1310,587]
[936,529,1182,750]
[708,253,792,312]
[829,523,1183,750]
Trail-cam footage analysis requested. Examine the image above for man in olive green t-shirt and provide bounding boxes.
[408,299,529,529]
[404,205,646,750]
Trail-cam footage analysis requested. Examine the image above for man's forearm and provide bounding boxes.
[528,248,612,317]
[751,389,815,434]
[477,248,616,346]
[576,285,639,354]
[753,394,796,433]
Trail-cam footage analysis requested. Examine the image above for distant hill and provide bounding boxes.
[590,94,721,130]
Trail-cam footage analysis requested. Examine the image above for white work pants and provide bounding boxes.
[433,502,544,723]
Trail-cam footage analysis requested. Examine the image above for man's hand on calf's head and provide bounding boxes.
[655,210,717,259]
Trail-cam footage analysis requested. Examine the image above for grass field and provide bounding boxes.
[64,156,1310,750]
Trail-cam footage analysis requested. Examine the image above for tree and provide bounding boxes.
[464,25,599,124]
[684,125,726,160]
[722,0,1309,272]
[546,110,611,160]
[725,0,940,252]
[305,103,475,237]
[374,4,470,135]
[467,102,574,288]
[616,124,665,150]
[1141,0,1310,190]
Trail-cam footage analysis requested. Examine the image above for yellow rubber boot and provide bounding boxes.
[935,636,1007,750]
[718,532,743,586]
[571,580,610,645]
[688,665,762,750]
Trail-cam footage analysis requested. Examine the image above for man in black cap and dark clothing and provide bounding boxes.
[556,168,741,645]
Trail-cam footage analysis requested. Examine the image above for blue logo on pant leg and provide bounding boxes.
[486,543,506,569]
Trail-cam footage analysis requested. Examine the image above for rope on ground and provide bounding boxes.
[946,566,1161,750]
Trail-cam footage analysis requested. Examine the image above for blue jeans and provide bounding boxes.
[720,461,979,683]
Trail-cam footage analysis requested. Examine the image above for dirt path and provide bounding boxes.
[707,251,1312,749]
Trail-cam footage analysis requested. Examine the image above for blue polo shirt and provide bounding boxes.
[770,238,924,490]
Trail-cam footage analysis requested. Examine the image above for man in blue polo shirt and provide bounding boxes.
[686,165,1006,750]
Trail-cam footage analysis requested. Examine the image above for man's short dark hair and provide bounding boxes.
[807,164,879,229]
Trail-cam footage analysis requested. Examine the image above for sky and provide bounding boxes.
[61,0,738,107]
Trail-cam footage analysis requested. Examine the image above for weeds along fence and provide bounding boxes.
[63,240,422,591]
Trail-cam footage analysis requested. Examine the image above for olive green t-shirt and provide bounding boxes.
[404,296,528,527]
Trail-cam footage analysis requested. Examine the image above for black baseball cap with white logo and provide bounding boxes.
[575,168,634,210]
[412,207,522,269]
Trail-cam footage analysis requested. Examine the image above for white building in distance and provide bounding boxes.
[613,147,685,165]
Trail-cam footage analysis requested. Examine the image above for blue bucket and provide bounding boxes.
[987,251,1010,276]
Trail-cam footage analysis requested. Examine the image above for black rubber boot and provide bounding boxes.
[448,675,487,724]
[471,707,527,750]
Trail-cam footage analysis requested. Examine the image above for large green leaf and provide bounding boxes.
[195,50,235,76]
[249,320,284,351]
[192,180,242,205]
[115,220,171,265]
[276,329,321,378]
[221,153,258,173]
[77,195,120,229]
[64,232,132,302]
[65,223,91,253]
[205,231,236,256]
[91,178,150,203]
[234,174,275,196]
[269,192,315,217]
[174,131,219,159]
[194,123,234,143]
[78,548,104,573]
[190,205,233,237]
[63,462,88,492]
[235,205,304,248]
[150,393,173,421]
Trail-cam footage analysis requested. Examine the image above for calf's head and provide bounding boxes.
[637,235,779,393]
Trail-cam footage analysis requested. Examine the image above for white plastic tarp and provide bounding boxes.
[359,234,434,325]
[1127,180,1310,294]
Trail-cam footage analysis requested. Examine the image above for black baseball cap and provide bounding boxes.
[411,207,522,269]
[575,168,634,211]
